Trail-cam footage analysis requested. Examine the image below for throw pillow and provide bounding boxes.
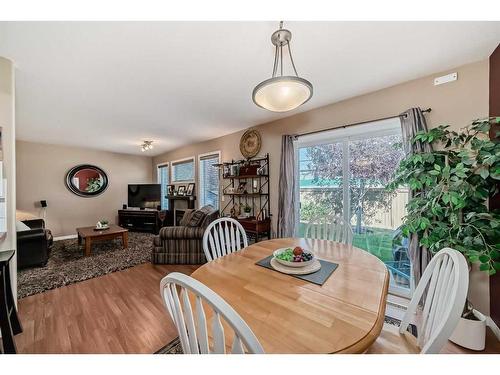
[186,209,207,227]
[179,209,194,226]
[199,206,218,227]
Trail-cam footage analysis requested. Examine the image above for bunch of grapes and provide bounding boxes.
[276,246,313,263]
[292,247,313,262]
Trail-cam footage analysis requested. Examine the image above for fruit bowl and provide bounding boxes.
[273,247,315,268]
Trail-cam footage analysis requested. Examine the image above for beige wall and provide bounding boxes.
[0,57,17,298]
[17,141,153,237]
[154,60,489,220]
[153,59,490,311]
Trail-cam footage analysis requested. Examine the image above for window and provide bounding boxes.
[198,152,220,209]
[157,163,169,209]
[296,118,412,297]
[171,157,195,182]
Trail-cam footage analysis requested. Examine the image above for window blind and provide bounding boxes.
[172,159,194,182]
[157,164,169,209]
[199,154,220,209]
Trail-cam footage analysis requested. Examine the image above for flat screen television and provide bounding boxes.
[127,184,161,209]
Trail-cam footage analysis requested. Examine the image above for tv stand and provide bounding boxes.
[118,209,172,234]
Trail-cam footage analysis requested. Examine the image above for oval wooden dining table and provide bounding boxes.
[190,237,389,354]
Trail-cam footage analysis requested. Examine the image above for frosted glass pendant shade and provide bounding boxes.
[253,22,313,112]
[252,76,313,112]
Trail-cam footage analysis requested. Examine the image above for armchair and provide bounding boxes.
[152,205,219,264]
[16,219,53,269]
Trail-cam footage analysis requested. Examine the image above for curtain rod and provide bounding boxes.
[298,108,432,138]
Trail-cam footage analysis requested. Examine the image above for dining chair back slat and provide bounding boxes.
[160,272,264,354]
[212,312,225,353]
[195,295,210,354]
[181,287,199,354]
[304,215,353,245]
[203,218,248,261]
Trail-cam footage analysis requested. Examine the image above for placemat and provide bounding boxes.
[255,255,338,286]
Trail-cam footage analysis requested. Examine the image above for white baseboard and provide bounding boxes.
[54,234,78,241]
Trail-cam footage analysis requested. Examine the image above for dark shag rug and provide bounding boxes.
[155,316,418,354]
[18,231,154,299]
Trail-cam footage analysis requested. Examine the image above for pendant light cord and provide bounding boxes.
[272,44,279,77]
[287,42,299,77]
[280,44,283,76]
[270,21,298,78]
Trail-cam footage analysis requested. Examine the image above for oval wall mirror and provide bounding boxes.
[65,164,109,197]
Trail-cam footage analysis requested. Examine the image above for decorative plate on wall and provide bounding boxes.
[239,129,262,159]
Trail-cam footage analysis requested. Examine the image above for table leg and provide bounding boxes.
[84,238,92,256]
[4,263,22,335]
[122,232,128,248]
[78,233,82,246]
[0,265,17,353]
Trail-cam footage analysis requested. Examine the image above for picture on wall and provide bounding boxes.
[186,183,195,196]
[236,181,247,194]
[167,185,175,196]
[177,185,186,196]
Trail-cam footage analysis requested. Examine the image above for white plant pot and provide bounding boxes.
[449,309,486,351]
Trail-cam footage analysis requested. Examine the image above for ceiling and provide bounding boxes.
[1,21,499,156]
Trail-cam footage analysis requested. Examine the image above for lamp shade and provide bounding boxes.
[252,76,313,112]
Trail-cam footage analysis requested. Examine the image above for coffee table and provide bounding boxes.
[76,224,129,256]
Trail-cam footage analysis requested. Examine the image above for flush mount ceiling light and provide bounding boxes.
[252,21,313,113]
[141,140,154,152]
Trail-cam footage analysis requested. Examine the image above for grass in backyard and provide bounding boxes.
[298,223,395,263]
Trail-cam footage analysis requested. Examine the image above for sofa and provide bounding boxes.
[16,219,53,269]
[152,205,219,264]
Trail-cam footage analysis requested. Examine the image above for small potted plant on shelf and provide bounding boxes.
[243,204,252,218]
[387,117,500,351]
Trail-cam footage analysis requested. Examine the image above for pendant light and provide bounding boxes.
[252,21,313,112]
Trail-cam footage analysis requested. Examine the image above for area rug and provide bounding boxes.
[155,315,418,354]
[18,232,154,299]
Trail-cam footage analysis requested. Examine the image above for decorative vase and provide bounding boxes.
[449,309,486,351]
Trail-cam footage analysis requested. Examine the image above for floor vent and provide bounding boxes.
[387,300,408,311]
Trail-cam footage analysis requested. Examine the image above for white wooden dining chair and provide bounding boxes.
[304,215,354,245]
[160,272,264,354]
[368,247,469,354]
[202,217,248,261]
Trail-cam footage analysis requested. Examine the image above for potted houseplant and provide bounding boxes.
[243,204,252,218]
[96,219,109,230]
[387,117,500,350]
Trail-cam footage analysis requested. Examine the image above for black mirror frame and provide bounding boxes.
[65,164,109,197]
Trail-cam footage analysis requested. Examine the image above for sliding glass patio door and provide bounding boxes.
[296,118,412,296]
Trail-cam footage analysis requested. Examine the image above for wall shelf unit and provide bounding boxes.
[215,153,271,242]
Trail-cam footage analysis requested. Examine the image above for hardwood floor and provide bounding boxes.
[369,322,500,354]
[14,262,499,354]
[15,263,199,354]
